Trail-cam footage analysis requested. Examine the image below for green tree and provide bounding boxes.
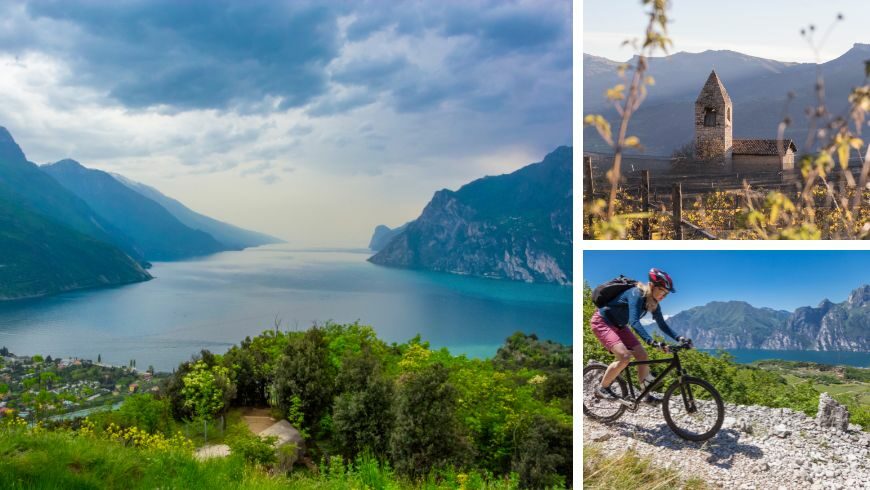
[114,394,174,435]
[272,327,335,437]
[164,350,217,420]
[181,361,235,442]
[34,389,55,421]
[32,355,44,364]
[512,415,573,489]
[389,362,468,477]
[39,372,59,390]
[332,347,394,459]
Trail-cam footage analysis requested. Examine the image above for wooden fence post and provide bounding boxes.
[672,183,683,240]
[584,156,594,239]
[584,156,594,197]
[641,170,651,239]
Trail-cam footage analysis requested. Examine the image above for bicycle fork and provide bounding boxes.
[678,377,698,413]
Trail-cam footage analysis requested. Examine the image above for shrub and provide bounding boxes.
[389,363,468,477]
[228,432,278,466]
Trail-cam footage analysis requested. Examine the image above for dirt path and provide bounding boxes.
[239,407,277,434]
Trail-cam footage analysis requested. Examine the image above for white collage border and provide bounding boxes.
[571,1,868,485]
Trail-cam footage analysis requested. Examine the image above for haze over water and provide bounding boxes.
[0,245,572,371]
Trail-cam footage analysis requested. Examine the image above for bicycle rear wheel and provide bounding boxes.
[583,363,628,423]
[662,376,724,441]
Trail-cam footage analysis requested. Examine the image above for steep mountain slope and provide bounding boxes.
[369,147,572,285]
[664,285,870,351]
[42,160,227,261]
[0,127,144,262]
[0,194,151,300]
[111,173,283,250]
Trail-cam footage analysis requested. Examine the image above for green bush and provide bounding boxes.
[389,363,468,478]
[228,432,278,466]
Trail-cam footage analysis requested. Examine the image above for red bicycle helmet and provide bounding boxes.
[649,268,676,293]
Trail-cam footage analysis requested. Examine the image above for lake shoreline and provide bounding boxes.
[0,245,571,372]
[700,348,870,369]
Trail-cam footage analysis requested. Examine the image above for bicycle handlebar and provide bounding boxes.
[667,339,694,352]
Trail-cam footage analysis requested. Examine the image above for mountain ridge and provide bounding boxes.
[369,146,572,285]
[42,159,228,261]
[583,43,869,155]
[0,127,151,299]
[110,173,284,250]
[661,285,870,351]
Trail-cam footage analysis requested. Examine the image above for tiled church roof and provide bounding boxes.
[732,139,797,156]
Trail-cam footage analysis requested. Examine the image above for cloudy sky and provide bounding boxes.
[0,0,572,246]
[585,0,869,63]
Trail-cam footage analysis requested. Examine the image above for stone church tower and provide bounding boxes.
[694,70,732,161]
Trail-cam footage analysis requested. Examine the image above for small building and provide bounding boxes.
[694,71,733,161]
[732,139,797,171]
[694,70,796,170]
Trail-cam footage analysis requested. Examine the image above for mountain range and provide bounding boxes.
[111,174,280,250]
[369,147,572,285]
[654,285,870,351]
[583,43,870,155]
[43,160,227,261]
[0,126,282,300]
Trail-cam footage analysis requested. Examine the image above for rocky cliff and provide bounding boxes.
[368,147,572,285]
[665,285,870,351]
[368,223,409,252]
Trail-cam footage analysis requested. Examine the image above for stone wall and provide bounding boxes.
[694,103,732,161]
[732,150,794,171]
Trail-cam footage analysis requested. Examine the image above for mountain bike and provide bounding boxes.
[583,339,724,441]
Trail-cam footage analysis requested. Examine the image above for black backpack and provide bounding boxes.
[592,275,637,307]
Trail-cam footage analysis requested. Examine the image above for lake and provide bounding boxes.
[700,349,870,368]
[0,245,572,371]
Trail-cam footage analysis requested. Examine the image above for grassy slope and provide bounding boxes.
[0,428,290,490]
[583,445,707,490]
[0,426,521,490]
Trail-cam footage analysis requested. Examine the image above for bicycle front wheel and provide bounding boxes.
[662,376,724,441]
[582,363,628,423]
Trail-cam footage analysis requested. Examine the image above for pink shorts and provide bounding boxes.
[590,310,641,351]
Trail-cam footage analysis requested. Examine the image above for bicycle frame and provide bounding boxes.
[619,348,695,412]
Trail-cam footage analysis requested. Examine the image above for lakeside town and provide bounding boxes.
[0,347,167,422]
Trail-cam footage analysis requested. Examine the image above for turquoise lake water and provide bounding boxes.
[700,349,870,368]
[0,245,573,371]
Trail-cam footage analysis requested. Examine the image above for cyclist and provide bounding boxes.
[591,268,690,404]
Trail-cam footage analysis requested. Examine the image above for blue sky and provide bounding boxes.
[0,0,571,246]
[584,0,870,63]
[583,251,870,314]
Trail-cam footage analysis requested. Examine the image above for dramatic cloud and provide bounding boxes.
[10,0,341,111]
[0,0,572,245]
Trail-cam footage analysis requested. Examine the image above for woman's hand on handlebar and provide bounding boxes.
[677,336,694,349]
[652,340,670,353]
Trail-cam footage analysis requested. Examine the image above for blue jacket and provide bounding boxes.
[598,286,679,345]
